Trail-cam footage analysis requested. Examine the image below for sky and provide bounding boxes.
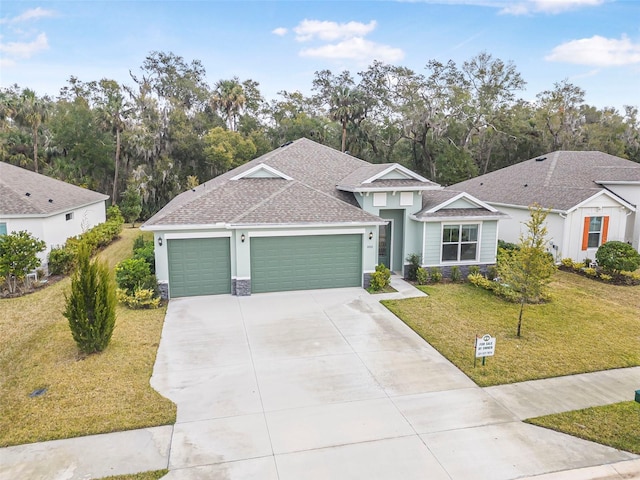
[1,0,639,112]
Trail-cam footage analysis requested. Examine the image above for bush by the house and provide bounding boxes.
[429,267,443,283]
[115,236,160,309]
[468,265,480,276]
[369,263,391,292]
[416,267,429,285]
[0,230,46,294]
[559,256,640,286]
[450,265,461,283]
[596,241,640,274]
[47,212,124,275]
[468,272,520,303]
[405,253,421,281]
[64,242,117,354]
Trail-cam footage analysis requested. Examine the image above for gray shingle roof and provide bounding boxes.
[413,190,506,221]
[337,164,439,191]
[0,162,108,216]
[144,138,385,227]
[449,151,640,211]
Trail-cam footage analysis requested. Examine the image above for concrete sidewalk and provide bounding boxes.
[1,280,639,480]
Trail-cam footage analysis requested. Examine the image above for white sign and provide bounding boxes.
[475,334,496,358]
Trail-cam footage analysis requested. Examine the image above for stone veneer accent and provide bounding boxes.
[232,278,251,296]
[362,272,372,289]
[404,264,494,280]
[158,281,169,300]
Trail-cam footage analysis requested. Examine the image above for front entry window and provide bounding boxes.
[442,224,478,262]
[378,223,391,268]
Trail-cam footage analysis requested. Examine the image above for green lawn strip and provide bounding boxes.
[98,470,169,480]
[0,227,176,447]
[526,402,640,455]
[382,271,640,387]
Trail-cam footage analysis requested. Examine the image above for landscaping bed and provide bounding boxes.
[0,227,176,447]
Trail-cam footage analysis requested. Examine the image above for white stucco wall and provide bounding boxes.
[603,184,640,250]
[0,201,106,266]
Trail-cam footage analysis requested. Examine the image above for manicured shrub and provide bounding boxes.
[370,263,391,291]
[583,267,597,277]
[48,247,76,275]
[450,265,461,283]
[106,204,125,224]
[429,267,443,283]
[619,270,640,285]
[132,234,147,252]
[416,267,429,285]
[498,240,520,252]
[560,258,574,268]
[115,258,152,295]
[468,265,480,276]
[133,240,155,274]
[405,253,421,281]
[0,230,46,293]
[117,287,161,309]
[487,265,498,280]
[596,241,640,273]
[64,243,117,354]
[599,273,612,282]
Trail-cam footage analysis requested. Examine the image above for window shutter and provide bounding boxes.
[581,217,590,251]
[602,216,609,244]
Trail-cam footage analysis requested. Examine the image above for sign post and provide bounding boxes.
[474,334,496,367]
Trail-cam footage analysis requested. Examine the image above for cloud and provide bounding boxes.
[1,7,56,24]
[0,32,49,59]
[500,0,604,15]
[294,19,377,42]
[546,35,640,67]
[300,37,404,63]
[272,27,288,36]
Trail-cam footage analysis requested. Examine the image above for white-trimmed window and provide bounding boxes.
[582,216,609,250]
[0,223,7,236]
[65,212,74,221]
[442,224,478,262]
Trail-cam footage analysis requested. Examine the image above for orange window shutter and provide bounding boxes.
[581,217,590,251]
[602,216,609,244]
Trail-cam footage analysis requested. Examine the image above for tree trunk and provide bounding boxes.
[517,298,525,337]
[112,128,121,203]
[33,126,39,173]
[341,121,347,152]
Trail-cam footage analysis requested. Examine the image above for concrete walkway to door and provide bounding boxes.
[150,279,639,480]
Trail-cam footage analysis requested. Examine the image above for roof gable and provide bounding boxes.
[0,162,109,217]
[231,163,292,180]
[364,164,430,183]
[414,190,505,222]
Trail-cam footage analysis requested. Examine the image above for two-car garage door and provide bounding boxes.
[167,234,362,297]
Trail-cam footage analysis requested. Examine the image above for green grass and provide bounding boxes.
[382,270,640,386]
[527,402,640,455]
[0,227,176,447]
[98,470,169,480]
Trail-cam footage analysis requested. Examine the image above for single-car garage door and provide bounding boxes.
[251,234,362,293]
[167,238,231,297]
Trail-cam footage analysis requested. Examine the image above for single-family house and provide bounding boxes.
[0,162,109,268]
[142,138,505,298]
[450,151,640,263]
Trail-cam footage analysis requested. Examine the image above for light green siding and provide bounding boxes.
[167,238,231,297]
[423,223,441,265]
[251,235,362,293]
[479,220,498,263]
[447,198,480,209]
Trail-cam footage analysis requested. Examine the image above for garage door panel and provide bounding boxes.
[251,235,362,293]
[168,238,231,297]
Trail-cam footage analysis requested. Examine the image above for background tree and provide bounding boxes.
[498,204,557,337]
[64,242,117,354]
[211,78,246,131]
[13,89,51,173]
[120,184,143,227]
[0,230,46,293]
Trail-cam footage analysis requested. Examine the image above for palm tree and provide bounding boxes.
[14,89,50,173]
[211,78,246,131]
[329,86,366,153]
[96,79,133,202]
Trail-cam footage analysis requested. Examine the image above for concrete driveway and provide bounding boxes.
[151,284,635,480]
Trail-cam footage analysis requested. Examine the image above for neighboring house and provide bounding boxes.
[450,151,640,263]
[0,162,109,268]
[142,138,504,298]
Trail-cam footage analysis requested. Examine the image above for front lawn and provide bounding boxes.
[0,227,176,447]
[526,401,640,455]
[382,270,640,386]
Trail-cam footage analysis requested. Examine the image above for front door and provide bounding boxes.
[378,222,392,269]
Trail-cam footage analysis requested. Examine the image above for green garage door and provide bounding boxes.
[251,235,362,293]
[167,238,231,297]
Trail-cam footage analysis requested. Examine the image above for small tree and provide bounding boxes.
[498,204,557,337]
[596,241,640,273]
[64,242,117,354]
[120,185,142,227]
[0,230,46,293]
